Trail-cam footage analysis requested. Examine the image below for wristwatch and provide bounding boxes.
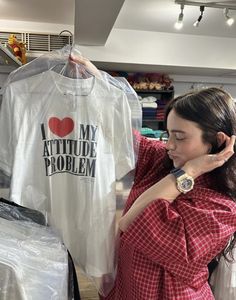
[170,168,194,194]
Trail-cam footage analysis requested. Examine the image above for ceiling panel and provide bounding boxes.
[94,61,236,77]
[114,0,236,38]
[0,0,235,39]
[74,0,125,45]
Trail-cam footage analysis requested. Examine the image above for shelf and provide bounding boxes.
[138,88,174,131]
[135,89,174,94]
[143,119,164,122]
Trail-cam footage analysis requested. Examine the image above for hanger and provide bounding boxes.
[50,31,94,79]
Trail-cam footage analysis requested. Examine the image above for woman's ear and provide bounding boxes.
[216,132,227,147]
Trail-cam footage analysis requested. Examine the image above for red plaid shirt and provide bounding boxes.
[101,136,236,300]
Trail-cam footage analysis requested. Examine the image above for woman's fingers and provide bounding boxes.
[219,135,235,154]
[69,54,86,65]
[224,135,235,149]
[214,135,235,163]
[69,54,101,77]
[185,135,235,178]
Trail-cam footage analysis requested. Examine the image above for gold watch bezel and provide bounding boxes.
[176,173,194,194]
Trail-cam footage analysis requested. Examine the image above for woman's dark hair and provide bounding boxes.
[164,87,236,261]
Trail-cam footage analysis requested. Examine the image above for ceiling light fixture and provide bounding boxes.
[175,0,236,10]
[175,1,236,28]
[193,5,205,27]
[174,4,184,30]
[223,8,235,26]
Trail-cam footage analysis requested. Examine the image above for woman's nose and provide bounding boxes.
[165,136,176,151]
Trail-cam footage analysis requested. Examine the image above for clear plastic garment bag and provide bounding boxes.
[0,198,68,300]
[0,44,141,296]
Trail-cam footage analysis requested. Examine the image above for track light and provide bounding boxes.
[175,1,236,29]
[223,8,235,26]
[193,6,205,27]
[174,4,184,30]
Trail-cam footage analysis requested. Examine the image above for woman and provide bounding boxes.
[111,87,236,300]
[71,56,236,299]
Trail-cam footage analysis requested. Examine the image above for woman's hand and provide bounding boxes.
[69,54,101,78]
[119,135,235,232]
[183,134,236,178]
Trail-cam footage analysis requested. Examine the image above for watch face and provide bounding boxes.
[173,169,194,193]
[180,178,193,190]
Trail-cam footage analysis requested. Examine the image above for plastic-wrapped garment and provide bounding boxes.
[0,262,25,300]
[0,46,136,296]
[210,251,236,300]
[101,74,141,211]
[100,73,142,133]
[0,218,68,300]
[0,170,11,188]
[0,197,46,225]
[0,197,81,300]
[2,45,141,165]
[3,44,142,135]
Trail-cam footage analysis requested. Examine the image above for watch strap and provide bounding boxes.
[170,168,194,194]
[170,168,185,178]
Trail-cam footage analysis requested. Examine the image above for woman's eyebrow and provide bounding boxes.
[169,130,186,134]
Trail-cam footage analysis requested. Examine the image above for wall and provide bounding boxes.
[0,20,73,35]
[79,28,236,71]
[1,23,236,98]
[78,29,236,97]
[1,20,235,73]
[172,75,236,98]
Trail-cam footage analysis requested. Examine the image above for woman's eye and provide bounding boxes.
[175,135,185,140]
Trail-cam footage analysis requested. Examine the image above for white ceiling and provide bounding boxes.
[115,0,236,38]
[0,0,236,39]
[0,0,236,76]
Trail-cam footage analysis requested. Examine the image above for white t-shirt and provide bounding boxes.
[0,70,135,278]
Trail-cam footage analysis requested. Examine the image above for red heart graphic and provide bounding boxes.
[49,117,74,137]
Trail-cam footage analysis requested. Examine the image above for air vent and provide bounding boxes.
[26,33,50,51]
[0,31,73,53]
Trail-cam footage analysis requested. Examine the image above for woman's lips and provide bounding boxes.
[168,153,177,160]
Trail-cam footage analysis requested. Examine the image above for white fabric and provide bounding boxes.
[0,70,135,284]
[0,218,68,300]
[142,102,158,108]
[104,76,142,133]
[210,250,236,300]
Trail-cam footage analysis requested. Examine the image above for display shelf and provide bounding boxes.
[135,89,174,94]
[137,88,174,131]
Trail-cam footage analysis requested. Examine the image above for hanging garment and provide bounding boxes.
[0,262,24,300]
[0,217,68,300]
[0,170,11,188]
[3,45,142,137]
[0,197,81,300]
[100,73,142,133]
[0,197,46,224]
[210,248,236,300]
[0,65,135,295]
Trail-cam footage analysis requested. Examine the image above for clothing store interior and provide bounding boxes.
[0,0,236,299]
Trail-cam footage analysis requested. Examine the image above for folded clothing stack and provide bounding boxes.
[140,128,165,139]
[140,96,158,120]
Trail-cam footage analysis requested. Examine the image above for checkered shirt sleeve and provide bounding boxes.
[122,136,236,288]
